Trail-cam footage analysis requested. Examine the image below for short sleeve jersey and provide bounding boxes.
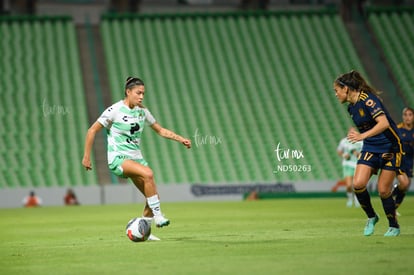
[397,123,414,158]
[347,92,403,154]
[337,137,363,168]
[97,100,156,164]
[397,122,414,176]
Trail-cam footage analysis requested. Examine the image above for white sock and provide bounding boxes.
[346,192,353,201]
[147,195,162,217]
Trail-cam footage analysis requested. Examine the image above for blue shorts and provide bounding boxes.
[108,156,149,178]
[357,151,402,173]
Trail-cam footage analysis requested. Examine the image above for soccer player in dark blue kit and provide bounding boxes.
[393,107,414,211]
[334,70,403,237]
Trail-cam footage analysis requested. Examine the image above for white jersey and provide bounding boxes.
[337,137,363,168]
[97,100,156,164]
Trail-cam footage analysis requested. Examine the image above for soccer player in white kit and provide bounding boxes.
[337,127,363,207]
[82,77,191,239]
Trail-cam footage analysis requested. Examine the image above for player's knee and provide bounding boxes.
[141,167,154,181]
[398,177,410,189]
[378,190,392,198]
[352,180,366,190]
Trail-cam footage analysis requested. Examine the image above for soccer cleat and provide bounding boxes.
[154,215,170,228]
[364,215,379,236]
[148,234,161,241]
[384,227,400,237]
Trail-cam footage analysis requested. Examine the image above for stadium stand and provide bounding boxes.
[0,16,98,188]
[367,7,414,107]
[100,9,366,184]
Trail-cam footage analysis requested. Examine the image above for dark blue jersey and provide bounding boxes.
[347,91,403,154]
[397,123,414,177]
[397,123,414,157]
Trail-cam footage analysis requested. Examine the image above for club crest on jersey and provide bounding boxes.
[359,108,365,117]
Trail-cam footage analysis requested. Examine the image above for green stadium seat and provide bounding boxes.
[368,8,414,107]
[0,16,98,189]
[99,10,372,184]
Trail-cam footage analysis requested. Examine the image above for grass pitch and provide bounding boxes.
[1,197,413,275]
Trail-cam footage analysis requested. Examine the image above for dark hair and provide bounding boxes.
[334,70,381,96]
[402,107,414,115]
[125,77,144,96]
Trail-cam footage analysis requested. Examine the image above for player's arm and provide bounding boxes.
[150,122,191,148]
[82,121,104,170]
[348,114,389,142]
[337,149,350,160]
[337,140,349,159]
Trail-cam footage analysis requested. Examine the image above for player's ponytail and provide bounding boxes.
[335,70,382,97]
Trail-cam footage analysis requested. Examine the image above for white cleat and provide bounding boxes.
[148,234,161,241]
[154,215,170,228]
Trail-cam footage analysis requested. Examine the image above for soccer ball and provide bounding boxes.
[125,218,151,242]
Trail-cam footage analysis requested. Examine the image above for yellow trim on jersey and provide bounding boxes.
[359,92,369,101]
[359,91,384,119]
[372,111,385,119]
[388,126,404,154]
[395,152,402,167]
[357,91,404,154]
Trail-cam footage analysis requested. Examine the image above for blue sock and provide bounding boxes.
[354,187,376,218]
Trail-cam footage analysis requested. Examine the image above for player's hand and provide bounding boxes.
[82,157,92,171]
[182,139,191,149]
[347,128,363,143]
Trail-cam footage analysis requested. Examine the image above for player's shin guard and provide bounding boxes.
[381,194,399,228]
[354,187,376,218]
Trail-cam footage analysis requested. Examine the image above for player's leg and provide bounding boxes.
[348,166,360,207]
[129,177,161,241]
[122,160,170,227]
[377,169,400,236]
[353,164,375,216]
[351,178,360,208]
[353,163,378,236]
[393,173,410,209]
[344,175,353,207]
[128,175,153,217]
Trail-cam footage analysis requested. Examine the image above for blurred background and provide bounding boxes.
[1,0,413,207]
